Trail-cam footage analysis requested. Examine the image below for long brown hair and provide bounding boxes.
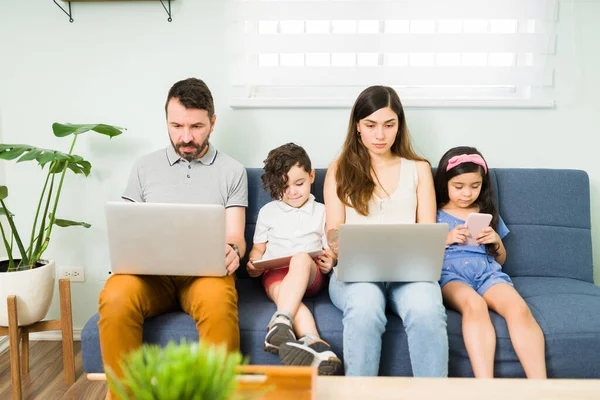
[336,86,426,216]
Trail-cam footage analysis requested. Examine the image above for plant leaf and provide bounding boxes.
[0,186,7,200]
[52,123,125,138]
[52,217,91,228]
[0,208,14,217]
[0,144,89,171]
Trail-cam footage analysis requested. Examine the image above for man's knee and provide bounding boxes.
[188,277,238,316]
[99,275,147,317]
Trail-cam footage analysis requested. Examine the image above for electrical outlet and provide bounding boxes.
[57,266,85,282]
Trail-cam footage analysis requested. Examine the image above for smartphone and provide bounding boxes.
[465,213,493,246]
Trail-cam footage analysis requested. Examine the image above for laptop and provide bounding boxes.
[105,202,226,277]
[333,223,448,282]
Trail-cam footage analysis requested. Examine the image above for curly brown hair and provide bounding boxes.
[262,143,312,200]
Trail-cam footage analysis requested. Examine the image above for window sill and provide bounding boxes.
[230,98,556,109]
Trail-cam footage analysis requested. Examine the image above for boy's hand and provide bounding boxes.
[316,248,336,274]
[246,259,265,278]
[447,225,470,247]
[476,227,501,246]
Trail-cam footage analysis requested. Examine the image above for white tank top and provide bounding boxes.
[345,158,418,224]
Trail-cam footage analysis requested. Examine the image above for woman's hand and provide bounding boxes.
[316,248,336,274]
[446,224,470,247]
[246,259,265,278]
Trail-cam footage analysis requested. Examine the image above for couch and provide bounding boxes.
[82,168,600,377]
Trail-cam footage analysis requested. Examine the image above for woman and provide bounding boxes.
[323,86,448,376]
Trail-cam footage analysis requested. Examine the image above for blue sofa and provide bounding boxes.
[82,168,600,377]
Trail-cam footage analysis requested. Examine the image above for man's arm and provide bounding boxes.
[225,206,246,256]
[224,206,246,275]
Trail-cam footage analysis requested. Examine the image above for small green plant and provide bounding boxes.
[107,340,250,400]
[0,123,124,271]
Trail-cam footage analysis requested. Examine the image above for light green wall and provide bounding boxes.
[0,0,598,329]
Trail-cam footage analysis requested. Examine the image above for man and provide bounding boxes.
[98,78,247,392]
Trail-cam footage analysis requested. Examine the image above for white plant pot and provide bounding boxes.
[0,260,56,326]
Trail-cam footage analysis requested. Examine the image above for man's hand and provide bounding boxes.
[225,244,240,275]
[246,259,265,278]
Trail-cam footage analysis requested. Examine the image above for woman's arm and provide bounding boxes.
[415,161,436,224]
[324,160,346,257]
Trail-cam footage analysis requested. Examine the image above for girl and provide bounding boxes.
[246,143,341,375]
[434,146,546,378]
[323,85,448,376]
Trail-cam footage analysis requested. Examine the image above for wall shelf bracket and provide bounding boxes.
[53,0,74,23]
[159,0,172,22]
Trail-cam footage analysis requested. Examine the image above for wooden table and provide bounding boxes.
[315,377,600,399]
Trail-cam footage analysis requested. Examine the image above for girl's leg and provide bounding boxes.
[483,283,547,379]
[442,281,496,378]
[328,273,387,376]
[387,281,448,377]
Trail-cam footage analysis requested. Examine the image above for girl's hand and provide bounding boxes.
[246,259,265,278]
[316,248,336,274]
[476,227,501,246]
[446,224,470,247]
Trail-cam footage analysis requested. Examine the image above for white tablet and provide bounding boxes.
[252,250,324,270]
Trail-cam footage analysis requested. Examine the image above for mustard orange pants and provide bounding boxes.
[98,274,239,379]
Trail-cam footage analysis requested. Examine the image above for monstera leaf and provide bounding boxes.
[52,123,124,138]
[49,213,91,229]
[0,145,92,176]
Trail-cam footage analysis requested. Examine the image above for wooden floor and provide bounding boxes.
[0,341,106,400]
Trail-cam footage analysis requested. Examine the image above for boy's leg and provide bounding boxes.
[99,275,178,377]
[263,253,317,353]
[443,281,495,378]
[483,283,547,379]
[178,275,240,353]
[264,281,297,353]
[277,253,316,316]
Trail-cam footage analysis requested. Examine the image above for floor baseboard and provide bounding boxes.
[29,329,82,341]
[0,329,81,355]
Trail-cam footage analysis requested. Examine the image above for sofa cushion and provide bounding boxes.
[495,169,592,282]
[446,276,600,377]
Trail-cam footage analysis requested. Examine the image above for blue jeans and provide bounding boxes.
[329,273,448,376]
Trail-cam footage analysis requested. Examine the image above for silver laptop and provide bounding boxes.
[105,202,226,277]
[333,223,448,282]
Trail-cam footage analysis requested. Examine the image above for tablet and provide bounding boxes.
[252,250,324,270]
[465,213,493,246]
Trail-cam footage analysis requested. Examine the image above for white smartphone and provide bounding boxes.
[251,250,324,270]
[465,213,493,246]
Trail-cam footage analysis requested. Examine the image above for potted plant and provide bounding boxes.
[0,123,124,326]
[107,340,251,400]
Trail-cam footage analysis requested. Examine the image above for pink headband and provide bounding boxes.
[446,154,488,174]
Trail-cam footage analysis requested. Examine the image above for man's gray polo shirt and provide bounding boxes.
[122,143,248,208]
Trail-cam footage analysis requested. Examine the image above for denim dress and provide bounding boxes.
[436,210,513,295]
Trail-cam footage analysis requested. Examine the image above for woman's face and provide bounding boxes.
[356,107,399,157]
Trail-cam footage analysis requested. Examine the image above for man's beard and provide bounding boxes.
[171,136,209,162]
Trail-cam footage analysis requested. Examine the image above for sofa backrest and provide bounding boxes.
[241,168,593,283]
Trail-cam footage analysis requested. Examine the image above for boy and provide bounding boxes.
[246,143,341,375]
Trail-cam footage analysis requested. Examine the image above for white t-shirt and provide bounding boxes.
[253,194,326,260]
